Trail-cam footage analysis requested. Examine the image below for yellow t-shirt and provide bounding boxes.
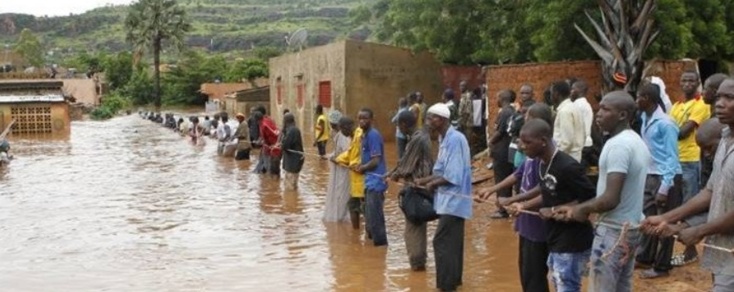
[335,127,364,198]
[409,103,423,128]
[315,114,330,142]
[670,96,710,162]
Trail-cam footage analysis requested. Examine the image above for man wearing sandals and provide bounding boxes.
[643,78,734,292]
[555,91,650,291]
[634,83,683,279]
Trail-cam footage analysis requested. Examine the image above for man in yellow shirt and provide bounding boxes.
[333,116,364,230]
[314,105,330,159]
[409,92,424,129]
[668,70,710,266]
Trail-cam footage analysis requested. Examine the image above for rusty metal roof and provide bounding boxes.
[0,81,64,92]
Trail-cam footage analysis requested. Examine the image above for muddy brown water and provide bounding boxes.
[0,115,711,291]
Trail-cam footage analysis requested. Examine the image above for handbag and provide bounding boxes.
[398,187,438,224]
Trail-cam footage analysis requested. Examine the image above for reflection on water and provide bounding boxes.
[0,115,521,291]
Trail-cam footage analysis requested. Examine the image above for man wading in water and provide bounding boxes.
[415,103,472,292]
[333,117,365,230]
[555,91,650,291]
[281,113,304,190]
[387,110,434,271]
[355,108,388,247]
[314,105,329,160]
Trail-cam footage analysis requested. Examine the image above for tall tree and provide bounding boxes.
[13,28,44,68]
[125,0,191,110]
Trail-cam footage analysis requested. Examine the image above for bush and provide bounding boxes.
[90,92,131,120]
[101,92,131,113]
[90,107,114,120]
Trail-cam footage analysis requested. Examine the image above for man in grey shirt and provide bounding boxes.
[643,78,734,291]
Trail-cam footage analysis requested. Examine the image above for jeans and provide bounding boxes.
[547,250,590,292]
[713,273,734,292]
[397,137,407,161]
[364,190,387,246]
[589,224,642,292]
[681,161,701,202]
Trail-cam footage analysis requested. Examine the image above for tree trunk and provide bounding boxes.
[153,37,162,112]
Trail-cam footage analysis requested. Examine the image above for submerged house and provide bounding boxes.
[0,80,70,135]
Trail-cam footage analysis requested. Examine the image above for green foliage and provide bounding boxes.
[103,52,135,91]
[227,58,268,82]
[121,68,155,106]
[90,107,114,120]
[13,28,45,67]
[372,0,734,64]
[0,0,372,62]
[125,0,192,109]
[251,46,284,60]
[90,92,131,120]
[161,50,214,105]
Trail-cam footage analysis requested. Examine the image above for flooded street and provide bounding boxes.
[0,115,516,291]
[0,115,710,291]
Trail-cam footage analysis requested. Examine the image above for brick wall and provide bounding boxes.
[485,60,691,133]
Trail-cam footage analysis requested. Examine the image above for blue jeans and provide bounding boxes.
[547,250,590,292]
[681,161,701,202]
[589,224,642,292]
[365,190,387,246]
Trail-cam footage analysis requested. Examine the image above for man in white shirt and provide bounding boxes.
[571,80,594,169]
[571,80,594,148]
[551,81,585,162]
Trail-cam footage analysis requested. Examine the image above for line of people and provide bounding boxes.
[139,106,306,190]
[473,72,734,292]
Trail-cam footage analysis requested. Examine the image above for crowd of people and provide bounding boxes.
[137,70,734,292]
[474,71,734,292]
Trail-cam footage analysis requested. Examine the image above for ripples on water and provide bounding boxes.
[0,115,520,291]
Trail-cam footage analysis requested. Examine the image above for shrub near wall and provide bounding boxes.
[90,92,130,120]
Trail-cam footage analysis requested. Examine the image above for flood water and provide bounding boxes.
[0,115,706,291]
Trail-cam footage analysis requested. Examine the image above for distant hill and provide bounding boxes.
[0,0,375,61]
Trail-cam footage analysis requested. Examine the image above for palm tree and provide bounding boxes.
[125,0,190,110]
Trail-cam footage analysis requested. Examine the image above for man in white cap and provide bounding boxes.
[416,103,472,292]
[323,110,352,223]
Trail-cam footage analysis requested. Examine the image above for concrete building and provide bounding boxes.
[0,80,70,135]
[224,86,270,118]
[200,78,269,103]
[269,40,445,142]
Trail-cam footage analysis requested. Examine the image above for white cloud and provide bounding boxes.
[0,0,135,17]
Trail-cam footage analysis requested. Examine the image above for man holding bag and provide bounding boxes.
[387,110,435,271]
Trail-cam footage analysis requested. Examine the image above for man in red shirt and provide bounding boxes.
[256,110,280,177]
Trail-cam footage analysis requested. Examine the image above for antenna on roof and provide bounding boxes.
[285,28,308,52]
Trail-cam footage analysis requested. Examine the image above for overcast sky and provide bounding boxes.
[0,0,134,17]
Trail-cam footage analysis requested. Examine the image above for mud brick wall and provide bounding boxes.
[485,60,603,124]
[484,60,691,132]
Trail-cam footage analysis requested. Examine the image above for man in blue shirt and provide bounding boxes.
[355,108,389,246]
[416,103,472,292]
[634,83,683,279]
